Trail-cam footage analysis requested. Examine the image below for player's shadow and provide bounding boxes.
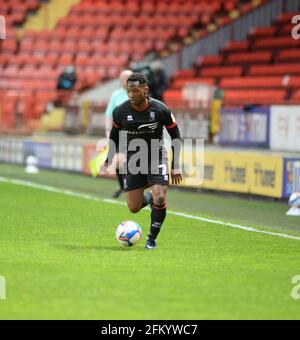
[56,244,145,252]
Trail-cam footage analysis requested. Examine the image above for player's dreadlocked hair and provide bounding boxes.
[127,72,148,85]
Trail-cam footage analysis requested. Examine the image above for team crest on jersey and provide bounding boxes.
[149,111,156,121]
[127,115,133,121]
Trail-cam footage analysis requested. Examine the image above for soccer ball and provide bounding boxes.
[116,221,142,247]
[288,192,300,208]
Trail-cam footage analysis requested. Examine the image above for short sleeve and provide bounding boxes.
[112,107,122,129]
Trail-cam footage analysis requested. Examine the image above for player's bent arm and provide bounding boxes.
[167,125,183,185]
[167,124,182,171]
[104,124,120,167]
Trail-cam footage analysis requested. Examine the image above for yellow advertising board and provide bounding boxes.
[218,152,250,193]
[161,149,284,198]
[177,149,205,187]
[179,150,249,192]
[202,152,220,190]
[248,154,283,198]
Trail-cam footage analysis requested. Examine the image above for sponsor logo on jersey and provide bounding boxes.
[127,115,133,121]
[138,122,159,130]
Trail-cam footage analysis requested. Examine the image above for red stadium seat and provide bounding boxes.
[197,55,223,67]
[77,40,94,54]
[0,40,17,53]
[226,51,272,65]
[249,27,277,38]
[172,78,215,89]
[292,89,300,101]
[0,55,9,67]
[289,76,300,88]
[220,76,287,89]
[75,55,89,68]
[126,2,139,15]
[8,55,25,67]
[141,2,155,15]
[278,24,295,36]
[94,28,109,40]
[163,90,184,109]
[34,40,50,52]
[277,49,300,63]
[249,64,300,76]
[35,67,58,80]
[5,28,17,40]
[174,70,196,79]
[276,13,298,25]
[200,66,243,78]
[253,37,300,50]
[3,65,20,78]
[58,54,74,66]
[224,89,286,105]
[223,41,250,53]
[0,97,17,129]
[42,54,59,66]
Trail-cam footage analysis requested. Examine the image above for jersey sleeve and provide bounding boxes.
[161,105,177,130]
[112,107,122,129]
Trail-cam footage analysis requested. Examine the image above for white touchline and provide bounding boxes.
[1,176,300,242]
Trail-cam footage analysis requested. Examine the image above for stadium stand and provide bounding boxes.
[0,0,40,27]
[164,8,300,107]
[0,0,253,133]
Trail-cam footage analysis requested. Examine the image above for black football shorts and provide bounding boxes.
[122,161,170,192]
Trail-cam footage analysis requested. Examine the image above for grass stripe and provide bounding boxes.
[1,176,300,242]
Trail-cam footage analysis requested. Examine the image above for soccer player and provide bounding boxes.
[101,72,182,250]
[105,69,133,198]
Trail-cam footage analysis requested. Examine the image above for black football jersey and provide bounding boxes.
[112,98,177,160]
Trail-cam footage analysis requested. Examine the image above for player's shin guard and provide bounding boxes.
[149,203,166,240]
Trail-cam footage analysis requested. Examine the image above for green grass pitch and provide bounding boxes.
[0,164,300,320]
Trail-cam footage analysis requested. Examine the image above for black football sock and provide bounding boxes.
[149,202,166,240]
[116,168,123,190]
[142,191,153,208]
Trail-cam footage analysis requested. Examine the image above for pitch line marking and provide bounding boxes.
[1,176,300,242]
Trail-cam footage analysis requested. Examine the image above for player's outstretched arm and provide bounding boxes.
[101,124,120,176]
[167,125,183,185]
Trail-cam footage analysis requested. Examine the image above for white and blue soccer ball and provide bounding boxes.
[116,221,142,247]
[288,192,300,208]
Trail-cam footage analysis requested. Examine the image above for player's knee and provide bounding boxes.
[156,195,166,206]
[127,203,141,214]
[153,192,166,206]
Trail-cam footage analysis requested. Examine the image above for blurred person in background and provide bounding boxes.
[56,65,77,106]
[105,69,133,199]
[57,65,77,91]
[151,61,168,101]
[131,62,156,98]
[131,61,168,101]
